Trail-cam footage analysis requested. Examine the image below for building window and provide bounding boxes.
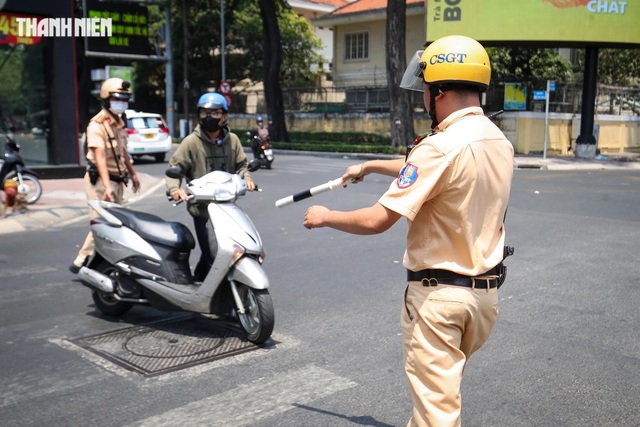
[344,32,368,60]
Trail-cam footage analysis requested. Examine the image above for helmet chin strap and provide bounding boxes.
[428,85,440,129]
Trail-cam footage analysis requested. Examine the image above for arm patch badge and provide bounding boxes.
[397,163,418,188]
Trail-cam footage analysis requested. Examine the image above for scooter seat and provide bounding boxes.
[107,207,196,251]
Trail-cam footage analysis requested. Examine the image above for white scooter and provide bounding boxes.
[78,164,274,345]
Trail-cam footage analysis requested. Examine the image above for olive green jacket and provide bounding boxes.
[166,124,251,218]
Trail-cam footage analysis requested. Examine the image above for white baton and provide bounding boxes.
[275,177,345,208]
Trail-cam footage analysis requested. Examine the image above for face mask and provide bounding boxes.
[109,101,128,115]
[201,116,221,133]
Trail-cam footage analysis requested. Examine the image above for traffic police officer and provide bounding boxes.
[303,35,514,426]
[70,77,140,273]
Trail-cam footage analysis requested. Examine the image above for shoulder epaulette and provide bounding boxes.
[405,129,440,160]
[93,110,115,125]
[412,130,436,146]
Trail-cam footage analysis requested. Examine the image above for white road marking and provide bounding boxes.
[125,365,358,427]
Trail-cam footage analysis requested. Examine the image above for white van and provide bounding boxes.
[124,110,172,162]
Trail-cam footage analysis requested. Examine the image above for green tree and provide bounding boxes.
[0,44,48,131]
[230,0,323,141]
[131,0,323,136]
[594,48,640,87]
[487,48,574,84]
[0,45,25,128]
[230,2,323,87]
[487,47,573,109]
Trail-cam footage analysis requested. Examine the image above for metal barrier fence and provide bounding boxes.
[228,83,639,116]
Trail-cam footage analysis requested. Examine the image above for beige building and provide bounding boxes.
[288,0,351,72]
[313,0,425,87]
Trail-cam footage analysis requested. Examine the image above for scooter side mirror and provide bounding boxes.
[165,166,184,179]
[247,159,261,172]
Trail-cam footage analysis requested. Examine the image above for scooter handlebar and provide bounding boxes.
[167,194,194,206]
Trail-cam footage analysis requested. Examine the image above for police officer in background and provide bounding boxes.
[167,92,256,282]
[303,35,514,426]
[70,78,141,273]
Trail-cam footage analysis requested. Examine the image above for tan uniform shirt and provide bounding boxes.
[86,109,128,177]
[378,106,514,276]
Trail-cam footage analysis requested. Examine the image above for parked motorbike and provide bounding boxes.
[0,135,42,204]
[77,162,275,345]
[247,132,274,169]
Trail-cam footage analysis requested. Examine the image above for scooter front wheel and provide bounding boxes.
[235,286,274,345]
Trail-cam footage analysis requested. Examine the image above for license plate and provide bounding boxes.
[264,149,273,155]
[133,147,145,152]
[144,134,154,139]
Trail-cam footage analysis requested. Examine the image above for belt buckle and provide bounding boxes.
[472,277,495,289]
[421,277,438,287]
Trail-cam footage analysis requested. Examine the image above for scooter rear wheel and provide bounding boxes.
[236,286,274,345]
[91,262,133,316]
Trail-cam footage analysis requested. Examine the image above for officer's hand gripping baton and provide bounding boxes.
[275,177,345,208]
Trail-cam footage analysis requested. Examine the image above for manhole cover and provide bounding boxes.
[71,315,270,377]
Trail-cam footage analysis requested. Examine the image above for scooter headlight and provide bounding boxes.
[229,244,245,266]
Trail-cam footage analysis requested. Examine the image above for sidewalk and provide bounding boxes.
[0,173,164,235]
[1,153,639,235]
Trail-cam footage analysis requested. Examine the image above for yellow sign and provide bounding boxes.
[426,0,639,45]
[504,83,527,111]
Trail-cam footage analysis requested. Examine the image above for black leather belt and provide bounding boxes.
[407,267,499,289]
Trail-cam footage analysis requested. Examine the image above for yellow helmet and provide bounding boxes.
[400,35,491,92]
[100,77,131,100]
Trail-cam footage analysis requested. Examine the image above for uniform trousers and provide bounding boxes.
[401,281,498,427]
[72,174,125,268]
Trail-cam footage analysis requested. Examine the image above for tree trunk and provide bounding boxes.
[386,0,415,149]
[258,0,290,142]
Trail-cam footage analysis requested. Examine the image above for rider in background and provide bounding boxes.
[250,115,270,159]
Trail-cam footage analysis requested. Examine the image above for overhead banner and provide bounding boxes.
[426,0,639,45]
[85,0,152,56]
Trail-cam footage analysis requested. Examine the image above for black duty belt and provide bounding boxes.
[109,174,128,184]
[407,267,500,289]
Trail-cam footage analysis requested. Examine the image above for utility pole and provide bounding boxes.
[220,0,226,81]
